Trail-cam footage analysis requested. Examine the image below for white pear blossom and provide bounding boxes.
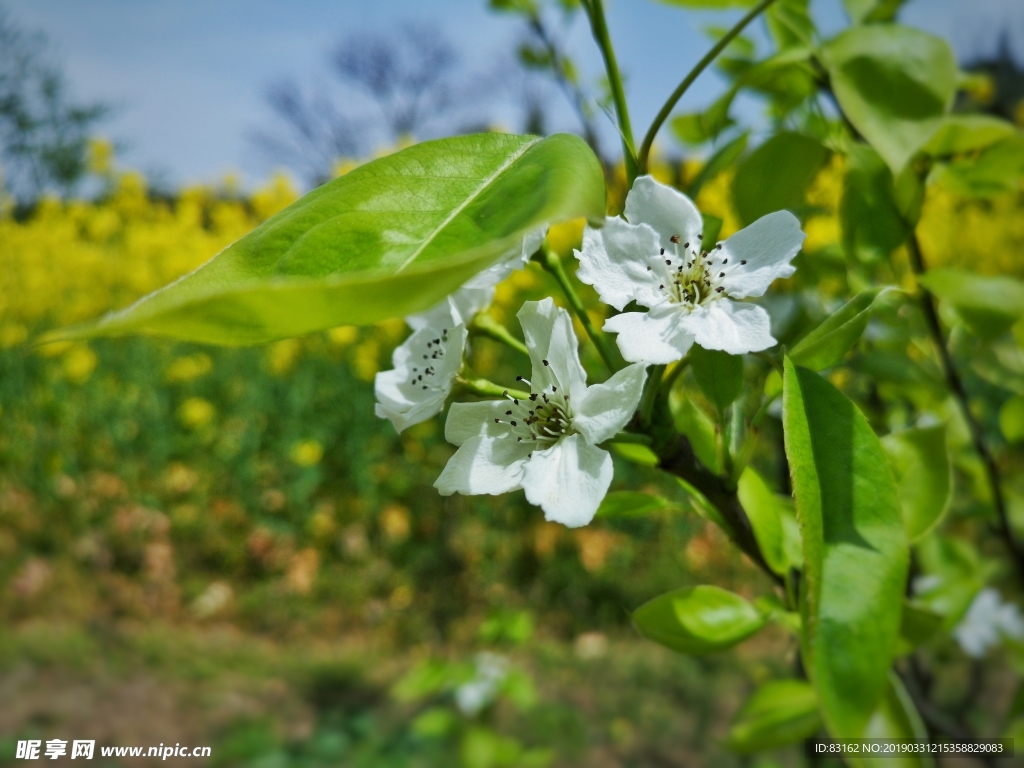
[375,229,544,433]
[434,297,647,528]
[375,323,468,433]
[952,587,1024,658]
[455,652,509,717]
[575,175,805,363]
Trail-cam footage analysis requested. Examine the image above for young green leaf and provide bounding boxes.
[917,269,1024,340]
[727,679,821,753]
[933,134,1024,198]
[840,144,910,263]
[656,0,760,8]
[687,132,748,198]
[882,426,951,543]
[922,114,1016,157]
[737,467,789,575]
[1000,396,1024,444]
[783,358,909,738]
[843,0,907,24]
[596,491,673,518]
[690,345,745,412]
[671,87,738,146]
[632,585,766,655]
[45,133,605,346]
[731,131,829,225]
[823,25,957,174]
[669,391,721,474]
[790,287,898,371]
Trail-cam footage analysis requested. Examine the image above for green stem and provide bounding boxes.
[534,245,619,372]
[456,374,529,402]
[660,357,691,395]
[469,313,529,356]
[581,0,637,181]
[636,0,779,177]
[639,364,666,427]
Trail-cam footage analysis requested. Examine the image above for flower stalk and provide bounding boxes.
[456,373,529,402]
[469,312,529,356]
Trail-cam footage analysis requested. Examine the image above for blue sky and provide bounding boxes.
[4,0,1023,188]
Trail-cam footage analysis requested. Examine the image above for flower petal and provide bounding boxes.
[444,400,512,446]
[603,306,694,364]
[718,210,804,299]
[682,300,776,355]
[517,297,588,402]
[624,175,703,249]
[522,434,613,528]
[434,435,533,497]
[575,218,663,311]
[574,363,648,444]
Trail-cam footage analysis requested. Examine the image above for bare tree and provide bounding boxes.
[0,8,109,200]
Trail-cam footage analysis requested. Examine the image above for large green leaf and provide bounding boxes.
[823,25,957,174]
[731,131,829,225]
[922,114,1017,157]
[656,0,759,7]
[596,491,673,518]
[727,679,821,753]
[737,467,789,575]
[933,134,1024,198]
[917,269,1024,340]
[790,287,897,371]
[632,585,766,655]
[843,0,907,24]
[1000,396,1024,444]
[783,359,909,738]
[840,144,910,263]
[882,426,951,543]
[671,88,738,146]
[45,133,605,346]
[861,672,934,768]
[691,346,745,412]
[669,391,721,473]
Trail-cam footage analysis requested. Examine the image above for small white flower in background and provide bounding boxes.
[455,652,509,717]
[435,297,647,528]
[575,175,805,364]
[375,323,468,433]
[376,229,544,434]
[953,587,1024,658]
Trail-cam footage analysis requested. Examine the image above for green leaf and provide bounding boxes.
[897,599,944,656]
[933,134,1024,197]
[46,133,605,346]
[843,0,907,24]
[688,132,748,198]
[608,443,660,467]
[840,144,910,262]
[790,287,896,371]
[766,0,815,52]
[922,114,1017,157]
[701,213,724,251]
[691,345,745,411]
[731,131,829,225]
[633,585,766,655]
[727,679,821,753]
[411,707,458,738]
[737,467,789,575]
[823,25,957,174]
[917,269,1024,340]
[655,0,759,7]
[596,491,673,518]
[882,426,951,543]
[671,88,738,146]
[862,673,934,768]
[669,391,721,473]
[783,359,909,738]
[1000,396,1024,443]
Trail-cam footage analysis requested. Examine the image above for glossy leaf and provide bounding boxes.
[840,144,910,263]
[917,269,1024,340]
[596,491,673,518]
[783,359,909,738]
[882,426,951,543]
[691,345,744,411]
[633,585,766,655]
[790,287,896,371]
[823,25,957,174]
[669,391,721,474]
[727,679,821,753]
[922,114,1016,157]
[46,133,605,345]
[731,131,829,225]
[862,673,934,768]
[737,467,789,575]
[608,443,660,467]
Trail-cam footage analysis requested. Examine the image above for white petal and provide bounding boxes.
[517,298,588,402]
[575,218,663,311]
[718,211,804,300]
[682,300,776,355]
[624,175,703,248]
[603,306,694,364]
[462,226,545,289]
[434,435,533,496]
[444,400,512,446]
[522,434,613,528]
[574,363,648,444]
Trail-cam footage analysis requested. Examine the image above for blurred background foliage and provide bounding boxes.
[2,1,1024,766]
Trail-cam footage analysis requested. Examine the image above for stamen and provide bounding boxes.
[740,260,747,265]
[670,234,680,244]
[542,359,549,366]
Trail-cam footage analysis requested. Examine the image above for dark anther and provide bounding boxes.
[659,284,664,289]
[511,421,517,427]
[505,410,512,415]
[543,359,549,366]
[660,248,665,255]
[719,272,725,277]
[670,234,680,243]
[513,399,519,405]
[665,259,672,265]
[740,260,747,265]
[697,233,703,239]
[683,242,689,249]
[646,266,652,271]
[722,258,728,264]
[502,389,508,396]
[716,287,724,293]
[494,418,500,423]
